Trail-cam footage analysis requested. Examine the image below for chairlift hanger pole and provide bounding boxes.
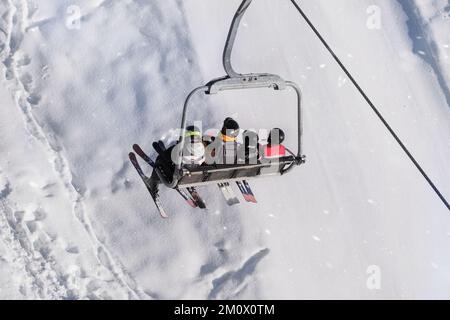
[223,0,253,77]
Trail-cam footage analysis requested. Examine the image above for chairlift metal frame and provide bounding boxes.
[158,0,306,188]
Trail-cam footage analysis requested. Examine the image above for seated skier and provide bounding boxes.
[205,117,240,165]
[181,125,206,167]
[237,130,260,165]
[148,125,205,195]
[220,117,240,165]
[263,128,286,159]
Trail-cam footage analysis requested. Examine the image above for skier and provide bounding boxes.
[219,117,240,165]
[238,130,260,164]
[148,125,206,195]
[205,117,240,165]
[181,125,206,166]
[146,145,175,196]
[263,128,286,159]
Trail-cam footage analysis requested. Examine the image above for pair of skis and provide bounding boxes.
[236,180,257,203]
[129,142,258,218]
[144,142,207,210]
[129,144,206,218]
[218,181,257,206]
[129,152,169,218]
[218,182,240,206]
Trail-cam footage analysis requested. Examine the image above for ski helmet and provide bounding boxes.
[267,128,285,145]
[185,125,202,142]
[221,117,240,138]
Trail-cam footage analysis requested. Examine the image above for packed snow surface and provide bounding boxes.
[0,0,449,299]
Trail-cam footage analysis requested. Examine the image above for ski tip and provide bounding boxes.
[187,200,198,208]
[129,152,136,159]
[243,195,257,203]
[133,144,143,153]
[226,198,240,206]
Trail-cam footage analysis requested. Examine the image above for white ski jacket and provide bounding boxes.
[182,141,206,165]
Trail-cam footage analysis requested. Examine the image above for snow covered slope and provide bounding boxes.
[1,0,449,299]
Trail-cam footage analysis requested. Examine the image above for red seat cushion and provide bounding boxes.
[264,144,286,157]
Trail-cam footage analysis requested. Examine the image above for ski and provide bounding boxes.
[133,144,198,208]
[237,180,257,203]
[187,187,207,209]
[225,182,240,205]
[177,188,198,208]
[218,182,240,206]
[236,181,249,201]
[129,152,169,218]
[243,180,257,203]
[133,144,154,165]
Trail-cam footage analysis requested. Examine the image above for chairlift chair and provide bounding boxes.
[130,0,307,217]
[157,0,306,189]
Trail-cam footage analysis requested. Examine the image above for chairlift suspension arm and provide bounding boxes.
[223,0,253,77]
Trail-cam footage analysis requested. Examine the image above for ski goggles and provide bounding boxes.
[221,133,238,142]
[185,130,202,142]
[185,131,201,138]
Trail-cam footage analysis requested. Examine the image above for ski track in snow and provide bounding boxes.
[0,0,146,299]
[0,0,255,300]
[0,174,67,299]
